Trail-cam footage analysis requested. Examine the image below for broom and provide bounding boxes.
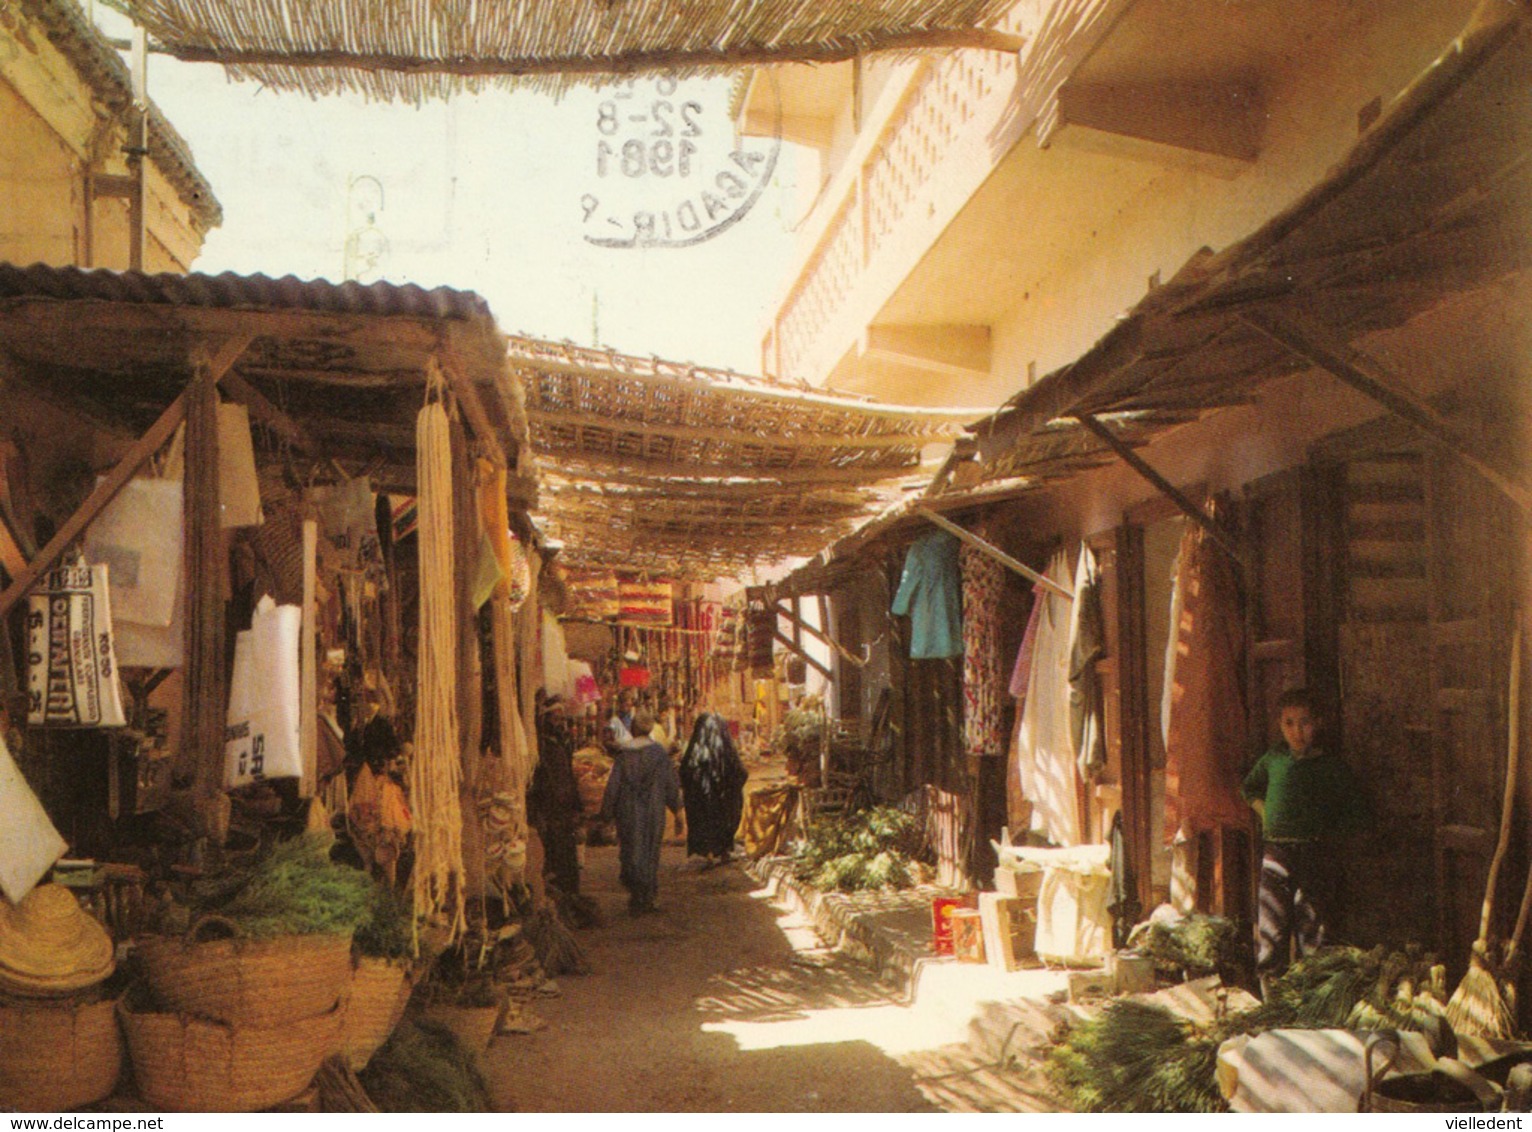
[1445,623,1521,1039]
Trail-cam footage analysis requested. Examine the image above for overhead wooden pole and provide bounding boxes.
[772,628,833,681]
[1070,413,1247,570]
[774,599,866,669]
[1241,307,1532,517]
[916,507,1074,600]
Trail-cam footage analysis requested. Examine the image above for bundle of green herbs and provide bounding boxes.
[189,832,375,939]
[354,881,415,959]
[1136,914,1246,978]
[357,1018,493,1112]
[792,806,921,892]
[1049,945,1449,1113]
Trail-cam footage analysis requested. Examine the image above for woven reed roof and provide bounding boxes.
[116,0,1023,102]
[513,336,974,578]
[972,0,1532,486]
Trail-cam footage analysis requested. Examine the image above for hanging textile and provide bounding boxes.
[565,570,620,620]
[961,541,1006,758]
[891,529,962,659]
[1161,542,1185,751]
[408,387,466,945]
[1164,514,1252,839]
[618,579,673,625]
[1015,550,1081,847]
[540,609,575,700]
[1068,544,1106,779]
[1008,586,1044,699]
[480,459,531,877]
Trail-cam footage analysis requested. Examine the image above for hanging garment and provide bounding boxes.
[540,609,575,699]
[961,542,1006,757]
[1015,549,1082,847]
[1008,586,1045,699]
[1162,542,1185,751]
[1164,517,1253,839]
[1068,544,1106,779]
[1108,809,1142,949]
[891,529,962,659]
[678,712,749,859]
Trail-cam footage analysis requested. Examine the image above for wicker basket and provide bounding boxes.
[421,1001,501,1053]
[337,958,413,1071]
[0,993,122,1111]
[120,996,343,1112]
[134,917,353,1027]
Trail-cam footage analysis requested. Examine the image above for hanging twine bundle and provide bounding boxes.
[409,383,466,945]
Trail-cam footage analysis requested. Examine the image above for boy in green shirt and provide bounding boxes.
[1242,688,1370,983]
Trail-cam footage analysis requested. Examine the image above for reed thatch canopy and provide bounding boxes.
[513,335,974,578]
[116,0,1024,102]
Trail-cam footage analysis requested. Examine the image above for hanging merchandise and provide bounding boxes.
[961,540,1006,757]
[540,608,576,699]
[1014,549,1081,847]
[388,494,418,543]
[1068,545,1107,779]
[504,531,531,609]
[27,562,128,728]
[618,578,673,625]
[0,731,67,904]
[1162,542,1186,751]
[1164,515,1252,839]
[82,476,182,627]
[1009,587,1044,699]
[217,402,264,529]
[891,529,962,659]
[409,387,466,945]
[569,660,601,707]
[565,571,620,621]
[224,595,303,789]
[314,477,379,569]
[745,589,775,674]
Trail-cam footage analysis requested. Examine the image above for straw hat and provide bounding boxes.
[0,884,115,995]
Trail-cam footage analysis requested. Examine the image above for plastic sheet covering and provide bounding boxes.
[84,477,182,627]
[1012,844,1112,962]
[224,596,303,787]
[0,730,67,904]
[218,403,264,529]
[1217,1029,1434,1113]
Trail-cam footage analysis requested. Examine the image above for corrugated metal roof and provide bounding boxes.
[0,261,496,321]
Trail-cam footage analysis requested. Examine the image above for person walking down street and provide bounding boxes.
[679,712,748,867]
[601,708,683,915]
[530,692,583,896]
[605,688,638,755]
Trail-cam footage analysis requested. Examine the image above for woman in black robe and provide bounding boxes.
[679,712,749,864]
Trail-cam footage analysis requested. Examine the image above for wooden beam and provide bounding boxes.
[0,392,189,619]
[916,507,1075,601]
[772,628,833,681]
[183,360,226,802]
[220,371,317,451]
[158,26,1028,79]
[774,599,866,669]
[1071,414,1247,569]
[434,351,507,469]
[1240,308,1532,517]
[538,449,925,486]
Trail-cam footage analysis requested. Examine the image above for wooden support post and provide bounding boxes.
[1071,414,1247,569]
[1240,308,1532,517]
[775,598,866,668]
[184,360,226,802]
[126,25,148,271]
[299,519,318,797]
[772,628,833,681]
[434,352,507,470]
[917,507,1075,600]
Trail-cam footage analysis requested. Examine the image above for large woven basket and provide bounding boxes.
[134,918,353,1027]
[120,997,342,1112]
[337,958,413,1071]
[0,993,122,1111]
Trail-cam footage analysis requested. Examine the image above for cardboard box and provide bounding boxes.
[978,892,1037,971]
[993,865,1044,902]
[951,909,987,963]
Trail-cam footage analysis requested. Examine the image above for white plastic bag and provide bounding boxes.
[1013,844,1113,962]
[26,563,128,727]
[224,596,302,788]
[0,730,67,904]
[83,476,182,627]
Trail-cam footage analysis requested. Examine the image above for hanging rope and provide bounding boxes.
[409,369,466,947]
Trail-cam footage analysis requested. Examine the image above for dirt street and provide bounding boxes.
[482,840,941,1112]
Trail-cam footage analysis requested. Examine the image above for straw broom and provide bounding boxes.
[1445,622,1521,1038]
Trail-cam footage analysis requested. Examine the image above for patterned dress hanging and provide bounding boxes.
[961,541,1006,758]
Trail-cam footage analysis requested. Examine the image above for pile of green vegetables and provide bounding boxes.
[358,1018,493,1112]
[1050,945,1450,1113]
[792,806,921,892]
[1135,914,1246,979]
[174,832,386,940]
